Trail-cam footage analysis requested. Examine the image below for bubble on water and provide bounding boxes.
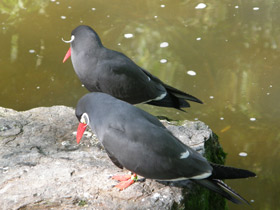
[250,200,255,203]
[220,117,224,120]
[235,5,239,9]
[68,6,72,9]
[253,7,259,11]
[267,92,270,95]
[160,42,169,48]
[196,37,201,41]
[154,15,158,18]
[117,43,121,46]
[160,4,165,8]
[29,49,35,54]
[195,3,207,9]
[36,86,40,90]
[56,2,60,4]
[239,152,248,157]
[50,0,56,2]
[92,8,96,11]
[187,70,196,76]
[124,33,133,38]
[209,96,214,99]
[60,16,66,20]
[269,85,272,88]
[250,117,256,121]
[160,59,167,63]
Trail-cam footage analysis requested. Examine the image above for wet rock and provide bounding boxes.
[0,106,220,210]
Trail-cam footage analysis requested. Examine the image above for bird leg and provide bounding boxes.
[112,173,138,190]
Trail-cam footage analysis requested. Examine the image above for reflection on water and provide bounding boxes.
[1,0,280,209]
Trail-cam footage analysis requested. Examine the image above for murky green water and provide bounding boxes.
[1,0,280,209]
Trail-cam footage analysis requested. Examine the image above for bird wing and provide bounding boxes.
[100,117,212,180]
[95,50,166,104]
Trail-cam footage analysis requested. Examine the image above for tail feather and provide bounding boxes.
[192,179,250,204]
[210,163,256,180]
[147,93,189,111]
[164,84,203,104]
[141,68,202,108]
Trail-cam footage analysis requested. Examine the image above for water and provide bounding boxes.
[1,0,280,209]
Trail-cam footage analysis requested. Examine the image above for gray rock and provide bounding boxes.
[0,106,213,210]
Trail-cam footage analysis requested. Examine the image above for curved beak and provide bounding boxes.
[63,47,71,63]
[76,122,87,144]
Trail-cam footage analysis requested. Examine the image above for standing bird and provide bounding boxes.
[63,25,202,110]
[75,92,256,204]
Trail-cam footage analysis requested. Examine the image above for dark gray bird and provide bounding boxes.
[63,25,202,110]
[75,92,256,204]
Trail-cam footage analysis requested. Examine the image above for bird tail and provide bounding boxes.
[192,179,250,204]
[164,84,203,105]
[147,93,189,111]
[147,85,203,110]
[209,163,256,180]
[141,68,202,109]
[192,164,255,204]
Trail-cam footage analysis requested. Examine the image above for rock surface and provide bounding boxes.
[0,106,214,210]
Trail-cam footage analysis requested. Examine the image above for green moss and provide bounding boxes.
[204,132,227,164]
[78,200,87,207]
[183,133,228,210]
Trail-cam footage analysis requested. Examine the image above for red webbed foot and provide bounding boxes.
[112,174,132,181]
[112,173,138,190]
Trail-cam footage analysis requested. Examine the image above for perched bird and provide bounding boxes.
[75,92,256,204]
[63,25,202,110]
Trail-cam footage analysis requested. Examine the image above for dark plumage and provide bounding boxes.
[63,25,202,110]
[75,92,256,204]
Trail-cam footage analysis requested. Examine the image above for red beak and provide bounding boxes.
[76,122,87,144]
[63,47,71,63]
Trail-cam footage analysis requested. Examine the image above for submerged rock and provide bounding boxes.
[0,106,225,210]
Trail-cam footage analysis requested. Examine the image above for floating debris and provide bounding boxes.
[253,7,260,11]
[160,4,165,8]
[196,37,201,41]
[60,16,66,20]
[239,152,248,157]
[29,49,35,54]
[250,117,256,121]
[187,70,196,76]
[195,3,207,9]
[124,33,133,38]
[160,42,169,48]
[209,96,214,99]
[160,59,167,63]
